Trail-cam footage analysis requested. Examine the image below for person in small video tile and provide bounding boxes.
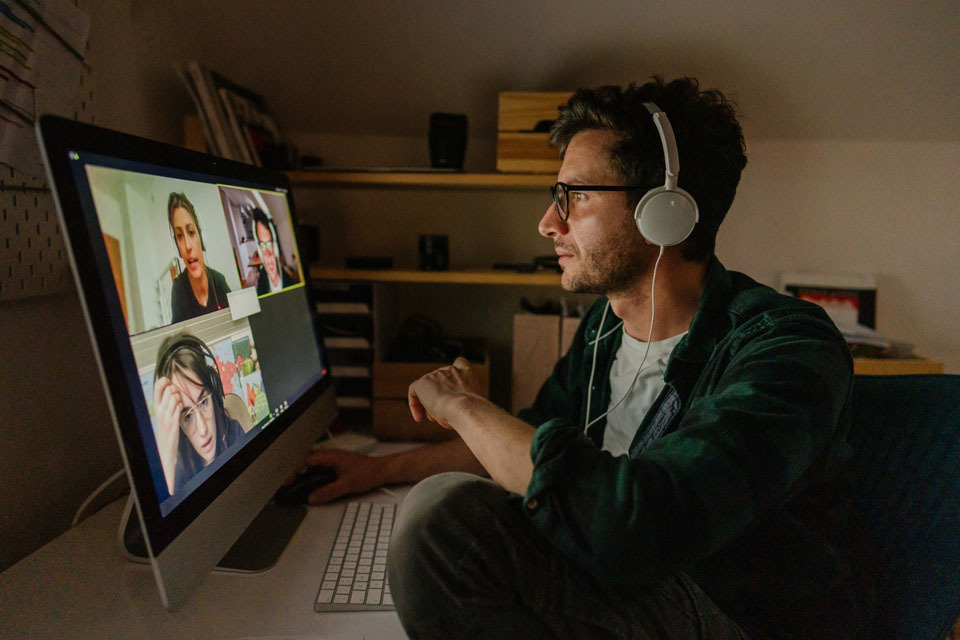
[167,192,232,322]
[251,207,299,294]
[153,333,244,495]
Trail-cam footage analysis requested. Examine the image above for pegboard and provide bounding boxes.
[0,0,92,302]
[0,183,72,300]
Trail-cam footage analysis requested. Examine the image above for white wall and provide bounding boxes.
[719,139,960,372]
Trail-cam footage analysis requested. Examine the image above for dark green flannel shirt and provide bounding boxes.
[518,257,860,636]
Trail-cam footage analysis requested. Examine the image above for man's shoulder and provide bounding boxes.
[722,266,833,327]
[690,259,846,358]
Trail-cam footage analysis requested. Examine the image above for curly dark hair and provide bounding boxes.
[549,77,747,262]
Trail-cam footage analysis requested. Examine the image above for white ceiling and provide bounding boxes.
[174,0,958,142]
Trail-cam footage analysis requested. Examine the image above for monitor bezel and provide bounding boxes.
[36,115,332,557]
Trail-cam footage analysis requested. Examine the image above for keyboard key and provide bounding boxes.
[315,502,398,612]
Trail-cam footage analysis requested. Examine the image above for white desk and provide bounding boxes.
[0,489,411,639]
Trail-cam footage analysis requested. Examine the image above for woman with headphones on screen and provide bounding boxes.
[167,192,231,323]
[153,333,245,496]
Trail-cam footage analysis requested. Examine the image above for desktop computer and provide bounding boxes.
[37,116,341,610]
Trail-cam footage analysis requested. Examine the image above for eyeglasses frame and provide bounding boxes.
[550,182,649,222]
[179,392,215,434]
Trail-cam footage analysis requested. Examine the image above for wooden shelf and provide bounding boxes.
[853,357,944,375]
[310,266,562,286]
[286,170,554,189]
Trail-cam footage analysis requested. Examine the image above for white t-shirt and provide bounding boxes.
[601,328,686,457]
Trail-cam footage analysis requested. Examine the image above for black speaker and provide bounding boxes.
[429,113,467,170]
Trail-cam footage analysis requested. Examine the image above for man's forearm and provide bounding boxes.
[450,395,535,495]
[377,437,488,486]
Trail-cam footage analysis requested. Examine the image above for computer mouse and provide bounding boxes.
[273,465,337,506]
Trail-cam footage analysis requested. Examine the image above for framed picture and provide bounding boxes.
[779,271,877,330]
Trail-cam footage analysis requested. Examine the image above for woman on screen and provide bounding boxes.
[167,192,231,323]
[153,333,244,495]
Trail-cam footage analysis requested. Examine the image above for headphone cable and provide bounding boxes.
[584,245,665,432]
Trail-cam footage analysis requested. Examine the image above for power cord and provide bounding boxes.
[72,468,127,527]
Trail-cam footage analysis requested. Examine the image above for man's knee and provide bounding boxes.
[388,473,500,615]
[390,472,494,562]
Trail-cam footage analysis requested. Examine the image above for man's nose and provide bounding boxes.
[538,202,566,239]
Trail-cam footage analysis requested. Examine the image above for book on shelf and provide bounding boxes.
[179,61,281,165]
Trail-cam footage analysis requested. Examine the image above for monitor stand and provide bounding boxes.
[120,494,308,572]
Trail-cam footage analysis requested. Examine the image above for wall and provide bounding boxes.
[721,139,960,371]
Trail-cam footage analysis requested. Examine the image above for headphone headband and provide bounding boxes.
[642,102,680,191]
[634,102,699,247]
[156,333,224,409]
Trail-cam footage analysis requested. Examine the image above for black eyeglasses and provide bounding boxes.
[550,182,648,222]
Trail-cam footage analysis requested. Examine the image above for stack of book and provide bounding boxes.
[180,61,281,166]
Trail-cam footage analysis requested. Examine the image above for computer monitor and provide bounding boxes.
[36,115,337,610]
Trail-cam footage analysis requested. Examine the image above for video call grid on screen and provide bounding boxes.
[68,152,326,515]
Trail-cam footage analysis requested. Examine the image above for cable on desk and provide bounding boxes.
[72,468,126,527]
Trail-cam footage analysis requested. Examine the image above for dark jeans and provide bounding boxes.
[387,472,753,640]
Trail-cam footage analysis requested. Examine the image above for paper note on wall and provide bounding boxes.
[0,0,90,176]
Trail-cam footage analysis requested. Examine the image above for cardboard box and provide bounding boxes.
[511,313,583,414]
[372,347,490,441]
[496,92,572,173]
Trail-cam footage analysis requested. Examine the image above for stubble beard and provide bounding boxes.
[561,229,648,296]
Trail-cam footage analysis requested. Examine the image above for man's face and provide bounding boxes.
[538,129,650,295]
[171,207,205,280]
[256,221,279,285]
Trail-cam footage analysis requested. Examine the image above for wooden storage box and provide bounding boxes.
[511,313,580,414]
[497,91,572,173]
[372,347,490,441]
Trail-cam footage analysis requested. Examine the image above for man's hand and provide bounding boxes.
[408,357,483,429]
[409,357,535,495]
[291,449,388,505]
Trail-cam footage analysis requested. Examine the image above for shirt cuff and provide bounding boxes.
[525,417,586,508]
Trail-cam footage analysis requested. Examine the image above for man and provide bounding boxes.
[252,207,298,294]
[305,77,866,638]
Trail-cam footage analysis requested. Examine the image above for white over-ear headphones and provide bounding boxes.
[634,102,699,247]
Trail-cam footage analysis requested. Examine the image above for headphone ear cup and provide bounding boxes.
[634,187,699,247]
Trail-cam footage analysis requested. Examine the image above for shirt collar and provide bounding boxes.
[664,256,734,380]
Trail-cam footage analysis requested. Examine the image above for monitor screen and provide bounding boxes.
[37,115,337,609]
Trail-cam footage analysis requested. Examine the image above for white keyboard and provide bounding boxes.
[314,502,396,611]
